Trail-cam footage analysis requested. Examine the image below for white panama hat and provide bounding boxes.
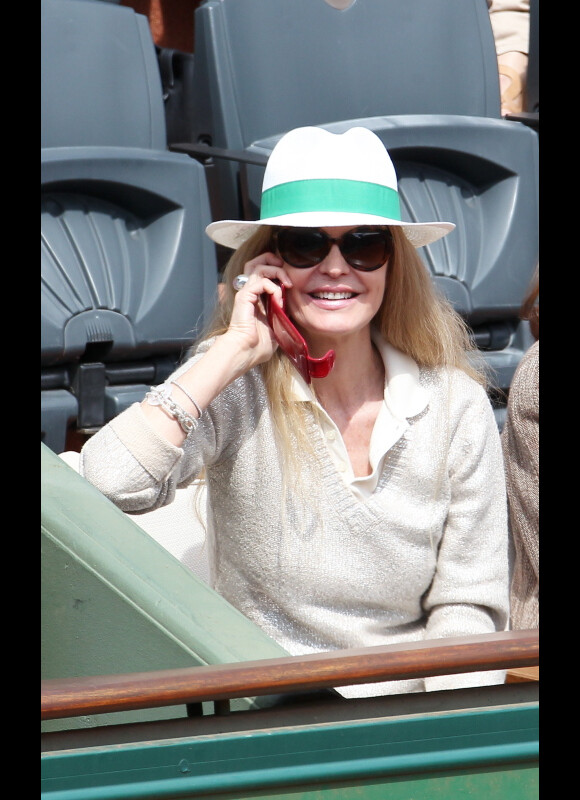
[205,126,455,250]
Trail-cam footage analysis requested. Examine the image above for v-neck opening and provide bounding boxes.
[304,409,411,526]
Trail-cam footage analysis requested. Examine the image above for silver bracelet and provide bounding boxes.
[170,380,203,419]
[145,385,198,434]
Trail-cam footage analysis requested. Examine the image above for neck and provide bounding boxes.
[311,330,385,410]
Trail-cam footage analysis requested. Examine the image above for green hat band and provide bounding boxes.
[260,178,401,221]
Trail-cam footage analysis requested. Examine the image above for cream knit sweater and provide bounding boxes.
[80,341,509,696]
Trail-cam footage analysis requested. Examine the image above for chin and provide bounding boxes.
[299,317,372,341]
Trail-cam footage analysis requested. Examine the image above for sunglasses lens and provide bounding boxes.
[277,228,329,267]
[276,227,392,271]
[341,230,391,271]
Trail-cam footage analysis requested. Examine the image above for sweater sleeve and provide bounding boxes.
[79,346,221,513]
[422,378,510,691]
[79,402,190,513]
[79,344,267,514]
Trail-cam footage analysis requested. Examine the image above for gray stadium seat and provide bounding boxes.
[178,0,538,425]
[41,0,219,453]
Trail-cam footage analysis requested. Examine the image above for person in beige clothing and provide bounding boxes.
[80,126,510,696]
[487,0,531,115]
[501,267,539,629]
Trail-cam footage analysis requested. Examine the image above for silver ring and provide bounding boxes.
[232,274,250,291]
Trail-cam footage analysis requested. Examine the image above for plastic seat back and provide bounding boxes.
[41,0,218,453]
[192,0,501,150]
[189,0,538,423]
[191,0,503,217]
[41,0,166,150]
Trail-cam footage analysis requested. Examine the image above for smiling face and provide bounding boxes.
[279,226,389,348]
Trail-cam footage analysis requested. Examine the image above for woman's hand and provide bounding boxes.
[223,252,292,369]
[139,253,293,444]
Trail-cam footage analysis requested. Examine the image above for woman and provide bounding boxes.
[80,126,509,696]
[502,266,539,630]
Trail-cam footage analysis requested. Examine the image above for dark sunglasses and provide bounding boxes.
[273,226,393,272]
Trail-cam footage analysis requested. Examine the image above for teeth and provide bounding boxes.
[313,292,354,300]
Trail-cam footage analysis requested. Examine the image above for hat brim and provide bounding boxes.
[206,213,455,250]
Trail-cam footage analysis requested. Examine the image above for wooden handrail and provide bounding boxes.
[41,629,538,721]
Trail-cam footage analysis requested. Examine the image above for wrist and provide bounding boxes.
[144,385,198,434]
[212,330,260,380]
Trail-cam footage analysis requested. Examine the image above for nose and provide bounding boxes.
[317,243,350,276]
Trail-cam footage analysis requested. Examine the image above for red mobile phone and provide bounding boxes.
[264,284,335,384]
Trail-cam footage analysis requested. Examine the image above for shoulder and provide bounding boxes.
[508,341,539,402]
[419,365,499,445]
[505,340,539,425]
[376,336,488,420]
[423,364,491,407]
[512,340,539,384]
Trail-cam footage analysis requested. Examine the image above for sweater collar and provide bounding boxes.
[290,330,429,421]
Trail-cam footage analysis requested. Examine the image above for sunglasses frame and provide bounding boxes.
[273,226,393,272]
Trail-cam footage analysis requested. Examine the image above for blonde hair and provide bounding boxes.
[375,227,485,381]
[196,225,487,467]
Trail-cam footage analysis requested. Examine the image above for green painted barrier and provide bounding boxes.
[41,443,290,732]
[41,703,538,799]
[41,444,538,798]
